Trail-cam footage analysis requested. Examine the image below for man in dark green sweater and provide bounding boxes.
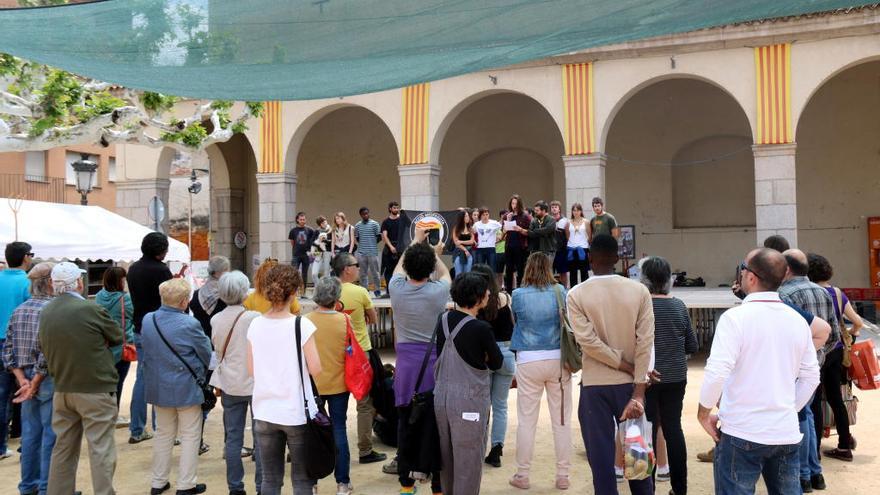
[38,262,122,495]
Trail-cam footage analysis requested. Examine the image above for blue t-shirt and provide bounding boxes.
[0,269,30,340]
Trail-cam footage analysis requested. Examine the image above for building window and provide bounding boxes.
[108,157,117,182]
[24,151,46,181]
[66,152,100,187]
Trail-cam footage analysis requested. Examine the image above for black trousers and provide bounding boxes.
[568,249,590,286]
[381,248,399,293]
[292,254,311,287]
[396,405,441,492]
[646,380,688,495]
[503,246,527,291]
[812,347,851,451]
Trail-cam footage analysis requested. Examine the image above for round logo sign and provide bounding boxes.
[409,211,449,247]
[233,231,248,250]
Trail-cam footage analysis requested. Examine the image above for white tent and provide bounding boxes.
[0,198,190,263]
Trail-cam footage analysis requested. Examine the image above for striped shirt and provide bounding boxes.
[354,219,381,256]
[652,297,698,383]
[3,296,52,375]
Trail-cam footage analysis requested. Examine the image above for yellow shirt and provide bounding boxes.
[338,282,373,352]
[306,311,347,395]
[243,291,301,315]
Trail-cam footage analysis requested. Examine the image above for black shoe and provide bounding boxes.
[151,482,171,495]
[359,450,387,464]
[811,474,826,490]
[484,443,503,467]
[198,442,210,456]
[801,479,813,493]
[229,490,247,495]
[176,484,207,495]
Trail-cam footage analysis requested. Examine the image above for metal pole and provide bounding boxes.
[188,191,193,254]
[80,192,88,206]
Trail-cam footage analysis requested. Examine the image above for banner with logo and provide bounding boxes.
[397,210,461,250]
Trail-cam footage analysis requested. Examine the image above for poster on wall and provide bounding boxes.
[618,225,636,260]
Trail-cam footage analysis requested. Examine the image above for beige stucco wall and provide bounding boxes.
[605,78,755,286]
[437,93,565,210]
[796,60,880,288]
[295,107,400,220]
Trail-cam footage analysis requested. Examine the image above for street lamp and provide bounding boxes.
[187,168,209,253]
[71,154,98,205]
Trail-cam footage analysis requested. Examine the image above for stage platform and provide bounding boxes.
[300,286,740,350]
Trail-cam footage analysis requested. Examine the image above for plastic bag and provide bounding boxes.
[619,416,655,481]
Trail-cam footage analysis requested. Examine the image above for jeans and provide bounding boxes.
[222,394,262,492]
[474,248,496,269]
[114,360,130,408]
[578,383,652,495]
[292,254,311,288]
[714,432,800,495]
[253,420,315,495]
[798,394,821,480]
[20,372,56,495]
[130,338,156,437]
[453,251,473,275]
[356,254,381,293]
[488,342,515,447]
[322,393,351,484]
[0,347,13,455]
[646,380,688,495]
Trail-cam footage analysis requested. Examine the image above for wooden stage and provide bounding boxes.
[301,287,740,350]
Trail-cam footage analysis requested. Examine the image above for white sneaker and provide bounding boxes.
[336,482,354,495]
[0,450,11,460]
[115,416,130,428]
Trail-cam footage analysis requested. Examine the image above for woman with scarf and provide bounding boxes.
[189,256,231,338]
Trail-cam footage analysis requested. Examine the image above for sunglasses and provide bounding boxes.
[348,263,360,268]
[739,261,763,280]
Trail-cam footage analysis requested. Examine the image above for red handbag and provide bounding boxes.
[849,339,880,390]
[344,314,373,401]
[120,295,137,362]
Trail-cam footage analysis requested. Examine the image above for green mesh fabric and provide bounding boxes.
[0,0,871,100]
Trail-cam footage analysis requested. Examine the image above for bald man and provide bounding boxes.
[699,248,819,495]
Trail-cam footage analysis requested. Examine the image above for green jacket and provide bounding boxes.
[527,215,557,254]
[39,292,122,393]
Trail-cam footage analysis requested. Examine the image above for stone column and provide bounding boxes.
[256,172,297,264]
[563,153,606,211]
[398,163,440,211]
[211,188,245,270]
[115,178,171,232]
[753,144,798,247]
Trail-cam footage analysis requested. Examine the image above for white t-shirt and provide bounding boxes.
[474,220,502,249]
[567,219,589,248]
[248,315,319,426]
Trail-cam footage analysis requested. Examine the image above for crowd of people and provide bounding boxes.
[0,192,867,495]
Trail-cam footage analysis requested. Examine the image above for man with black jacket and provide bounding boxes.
[126,232,173,444]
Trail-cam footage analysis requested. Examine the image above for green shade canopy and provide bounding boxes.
[0,0,871,100]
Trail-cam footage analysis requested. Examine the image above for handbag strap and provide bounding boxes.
[293,316,321,420]
[219,310,247,363]
[152,313,207,387]
[412,317,439,395]
[119,294,127,346]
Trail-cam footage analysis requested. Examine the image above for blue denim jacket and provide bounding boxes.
[141,306,212,408]
[510,284,565,352]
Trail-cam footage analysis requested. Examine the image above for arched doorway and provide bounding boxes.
[438,93,565,211]
[796,60,880,287]
[294,106,400,221]
[605,78,755,285]
[164,133,259,275]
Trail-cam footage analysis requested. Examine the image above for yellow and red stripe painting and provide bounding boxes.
[562,62,595,156]
[400,83,430,165]
[754,44,792,145]
[259,101,283,173]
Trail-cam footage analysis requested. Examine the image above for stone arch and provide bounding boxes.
[795,59,880,287]
[603,77,755,286]
[429,88,563,166]
[294,105,401,220]
[437,92,566,210]
[600,73,753,152]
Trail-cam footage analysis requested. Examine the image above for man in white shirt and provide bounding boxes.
[698,247,820,494]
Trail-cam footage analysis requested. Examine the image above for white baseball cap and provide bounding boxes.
[51,261,86,284]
